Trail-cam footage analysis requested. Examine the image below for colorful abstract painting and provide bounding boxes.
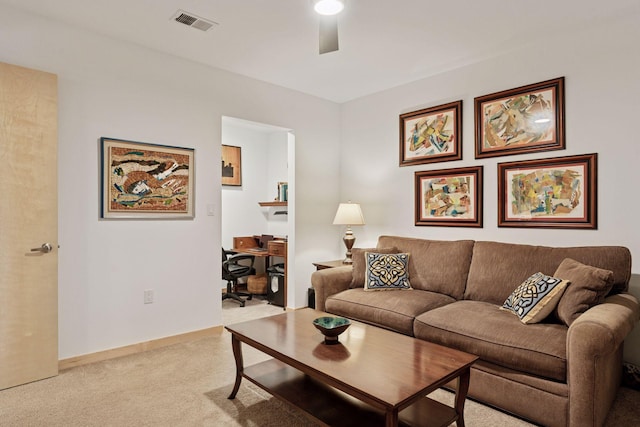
[101,138,195,219]
[507,166,584,219]
[475,78,564,158]
[400,101,462,166]
[415,166,483,227]
[498,154,597,229]
[482,88,555,147]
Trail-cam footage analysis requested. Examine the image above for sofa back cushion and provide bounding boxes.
[377,236,475,299]
[465,241,632,305]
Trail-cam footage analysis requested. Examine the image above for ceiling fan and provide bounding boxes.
[314,0,345,54]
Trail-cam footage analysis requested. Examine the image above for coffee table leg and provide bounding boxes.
[454,367,471,427]
[385,408,399,427]
[228,334,244,399]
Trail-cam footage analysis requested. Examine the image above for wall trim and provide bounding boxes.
[58,326,223,371]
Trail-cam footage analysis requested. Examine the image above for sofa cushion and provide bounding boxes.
[325,288,455,336]
[501,272,569,324]
[350,246,398,288]
[377,236,474,299]
[414,300,568,381]
[553,258,614,326]
[465,241,632,305]
[364,252,412,291]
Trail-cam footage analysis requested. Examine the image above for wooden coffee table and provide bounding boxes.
[226,309,478,427]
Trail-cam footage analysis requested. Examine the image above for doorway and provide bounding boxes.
[220,117,295,312]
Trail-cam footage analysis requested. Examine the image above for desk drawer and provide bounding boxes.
[234,236,258,250]
[268,240,287,256]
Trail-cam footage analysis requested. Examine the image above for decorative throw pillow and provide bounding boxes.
[553,258,614,326]
[363,252,412,291]
[501,272,570,324]
[349,246,398,288]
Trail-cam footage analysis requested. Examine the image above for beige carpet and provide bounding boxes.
[1,296,638,426]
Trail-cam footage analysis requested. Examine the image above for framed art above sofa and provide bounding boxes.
[400,100,462,166]
[497,153,597,229]
[414,166,483,227]
[475,77,565,159]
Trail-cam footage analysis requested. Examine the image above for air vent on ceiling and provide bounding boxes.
[172,10,218,32]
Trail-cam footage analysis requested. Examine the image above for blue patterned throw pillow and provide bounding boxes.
[502,272,570,324]
[364,252,412,291]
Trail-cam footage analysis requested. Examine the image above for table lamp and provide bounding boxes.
[332,201,365,264]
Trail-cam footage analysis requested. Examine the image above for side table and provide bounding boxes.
[312,259,350,270]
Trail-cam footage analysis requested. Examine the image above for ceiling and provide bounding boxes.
[2,0,638,103]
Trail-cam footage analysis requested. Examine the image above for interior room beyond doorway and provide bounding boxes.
[221,117,294,310]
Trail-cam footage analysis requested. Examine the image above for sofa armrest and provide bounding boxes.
[567,293,640,427]
[311,266,352,312]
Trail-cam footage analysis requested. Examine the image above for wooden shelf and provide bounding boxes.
[243,359,458,427]
[259,201,287,207]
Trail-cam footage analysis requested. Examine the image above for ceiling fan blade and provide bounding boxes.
[319,15,339,54]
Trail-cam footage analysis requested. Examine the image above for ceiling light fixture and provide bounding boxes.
[314,0,345,16]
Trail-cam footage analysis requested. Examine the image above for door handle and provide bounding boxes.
[30,243,53,254]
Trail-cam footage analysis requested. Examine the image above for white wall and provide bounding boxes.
[0,4,341,359]
[340,12,640,364]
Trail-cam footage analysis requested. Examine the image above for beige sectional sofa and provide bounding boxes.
[311,235,640,427]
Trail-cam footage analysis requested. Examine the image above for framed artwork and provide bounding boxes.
[415,166,483,227]
[498,153,597,229]
[475,77,565,159]
[221,145,242,186]
[400,100,462,166]
[100,137,195,219]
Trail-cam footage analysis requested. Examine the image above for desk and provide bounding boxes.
[233,236,287,308]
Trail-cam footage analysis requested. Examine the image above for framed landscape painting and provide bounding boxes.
[100,137,195,219]
[415,166,483,227]
[475,77,565,159]
[498,153,597,229]
[400,100,462,166]
[222,145,242,186]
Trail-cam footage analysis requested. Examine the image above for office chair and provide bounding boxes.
[222,248,256,307]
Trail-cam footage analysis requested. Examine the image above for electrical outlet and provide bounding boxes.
[144,289,154,304]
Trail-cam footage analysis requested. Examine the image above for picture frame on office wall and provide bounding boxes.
[222,144,242,186]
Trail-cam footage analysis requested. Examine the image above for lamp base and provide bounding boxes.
[342,231,355,264]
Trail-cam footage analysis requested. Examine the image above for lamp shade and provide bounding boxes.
[333,202,365,226]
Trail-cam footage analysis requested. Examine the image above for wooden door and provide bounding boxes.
[0,62,58,390]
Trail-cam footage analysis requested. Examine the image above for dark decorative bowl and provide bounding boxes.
[313,316,351,345]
